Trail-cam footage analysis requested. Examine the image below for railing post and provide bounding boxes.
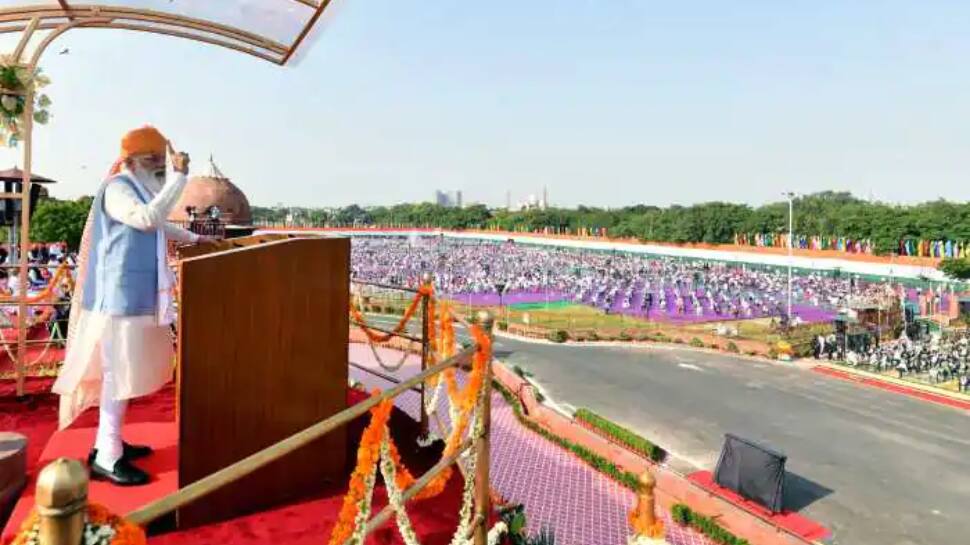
[473,310,494,545]
[628,469,667,544]
[35,458,87,545]
[419,271,433,439]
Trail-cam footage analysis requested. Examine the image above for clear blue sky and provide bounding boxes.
[2,1,970,209]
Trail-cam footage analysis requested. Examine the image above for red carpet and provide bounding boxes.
[812,366,970,411]
[686,471,830,542]
[2,423,179,541]
[2,380,477,545]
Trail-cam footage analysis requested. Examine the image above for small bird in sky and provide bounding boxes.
[58,48,69,55]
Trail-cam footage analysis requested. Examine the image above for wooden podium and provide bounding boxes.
[175,235,349,527]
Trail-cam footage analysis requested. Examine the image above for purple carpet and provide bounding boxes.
[447,286,838,325]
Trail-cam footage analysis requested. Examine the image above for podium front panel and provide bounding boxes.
[176,236,349,527]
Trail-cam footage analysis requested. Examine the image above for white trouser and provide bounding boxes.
[94,328,128,468]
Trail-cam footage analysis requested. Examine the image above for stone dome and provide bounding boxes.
[168,158,252,225]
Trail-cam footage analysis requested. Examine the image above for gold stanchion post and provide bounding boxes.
[419,271,433,439]
[473,310,493,545]
[35,458,88,545]
[628,470,667,544]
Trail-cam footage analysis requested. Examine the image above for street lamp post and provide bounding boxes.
[783,192,797,324]
[495,281,507,326]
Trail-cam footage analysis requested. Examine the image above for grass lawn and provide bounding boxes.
[492,303,651,330]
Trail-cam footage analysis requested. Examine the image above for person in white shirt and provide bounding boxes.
[53,126,218,486]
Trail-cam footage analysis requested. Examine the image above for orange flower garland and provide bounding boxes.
[349,284,433,344]
[387,322,491,502]
[9,503,146,545]
[328,391,395,545]
[0,261,75,304]
[328,312,494,542]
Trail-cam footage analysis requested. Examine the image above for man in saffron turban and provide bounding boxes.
[53,126,215,485]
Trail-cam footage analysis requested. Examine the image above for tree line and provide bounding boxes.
[20,191,970,279]
[253,191,970,256]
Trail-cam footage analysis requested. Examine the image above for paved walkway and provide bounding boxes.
[349,344,711,545]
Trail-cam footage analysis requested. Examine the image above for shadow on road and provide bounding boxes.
[784,471,834,511]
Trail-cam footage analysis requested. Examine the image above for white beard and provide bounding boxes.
[131,164,165,195]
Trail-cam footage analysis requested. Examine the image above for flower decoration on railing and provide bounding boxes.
[0,59,52,147]
[9,503,146,545]
[328,321,496,545]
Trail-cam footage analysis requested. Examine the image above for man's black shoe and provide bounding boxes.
[87,442,154,466]
[89,458,150,487]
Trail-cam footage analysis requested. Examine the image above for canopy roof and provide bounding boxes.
[0,166,56,182]
[0,1,335,64]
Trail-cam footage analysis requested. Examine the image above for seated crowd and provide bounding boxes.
[351,236,897,323]
[832,331,970,392]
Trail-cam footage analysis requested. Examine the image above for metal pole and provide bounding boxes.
[12,19,40,397]
[473,310,494,545]
[786,194,794,323]
[419,271,432,439]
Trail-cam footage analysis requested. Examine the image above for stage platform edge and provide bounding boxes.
[1,421,178,541]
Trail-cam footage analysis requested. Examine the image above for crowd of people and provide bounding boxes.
[835,331,970,392]
[351,236,897,324]
[0,243,75,329]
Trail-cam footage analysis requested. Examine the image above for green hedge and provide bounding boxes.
[493,380,640,490]
[670,504,750,545]
[548,330,569,343]
[574,408,665,462]
[689,337,706,348]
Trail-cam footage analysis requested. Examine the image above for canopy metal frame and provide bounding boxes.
[1,1,333,395]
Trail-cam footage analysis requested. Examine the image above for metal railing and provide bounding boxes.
[169,219,227,239]
[0,262,73,384]
[351,273,435,438]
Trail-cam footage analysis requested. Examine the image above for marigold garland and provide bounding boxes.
[349,284,433,343]
[9,502,145,545]
[327,313,494,544]
[0,261,74,304]
[388,321,490,502]
[328,390,396,545]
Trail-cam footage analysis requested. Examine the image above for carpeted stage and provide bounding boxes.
[1,378,472,545]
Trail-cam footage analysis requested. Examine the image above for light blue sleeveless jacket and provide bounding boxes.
[80,175,158,316]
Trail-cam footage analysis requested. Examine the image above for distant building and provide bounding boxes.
[434,190,463,208]
[515,191,548,211]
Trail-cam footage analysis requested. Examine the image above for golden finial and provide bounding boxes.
[35,458,88,545]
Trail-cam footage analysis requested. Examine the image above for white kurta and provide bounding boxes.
[52,169,198,429]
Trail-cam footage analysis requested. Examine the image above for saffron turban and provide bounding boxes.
[108,125,169,176]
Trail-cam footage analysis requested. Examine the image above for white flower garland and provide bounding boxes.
[627,535,668,545]
[379,435,421,545]
[18,519,116,545]
[343,348,509,545]
[375,401,507,545]
[487,521,508,545]
[368,339,412,372]
[423,372,445,415]
[349,462,378,545]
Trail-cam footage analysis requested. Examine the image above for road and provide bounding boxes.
[365,316,970,545]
